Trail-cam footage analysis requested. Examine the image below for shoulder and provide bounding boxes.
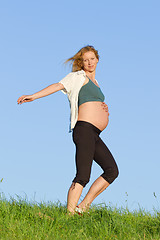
[59,70,86,94]
[60,70,86,82]
[75,70,86,75]
[69,70,86,78]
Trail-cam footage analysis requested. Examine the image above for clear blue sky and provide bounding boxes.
[0,0,160,212]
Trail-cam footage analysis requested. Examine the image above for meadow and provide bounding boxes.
[0,194,160,240]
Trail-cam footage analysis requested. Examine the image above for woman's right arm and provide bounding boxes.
[17,83,64,104]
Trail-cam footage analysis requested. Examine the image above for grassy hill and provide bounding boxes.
[0,196,160,240]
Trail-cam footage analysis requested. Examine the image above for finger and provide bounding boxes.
[18,99,22,104]
[18,98,22,104]
[19,99,23,104]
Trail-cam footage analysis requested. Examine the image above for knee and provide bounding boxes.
[112,165,119,180]
[102,165,119,184]
[73,176,90,188]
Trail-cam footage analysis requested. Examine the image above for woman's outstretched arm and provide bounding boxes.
[17,83,64,104]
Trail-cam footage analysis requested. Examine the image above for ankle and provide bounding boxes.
[78,203,90,211]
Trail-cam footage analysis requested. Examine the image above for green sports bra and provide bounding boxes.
[78,77,105,107]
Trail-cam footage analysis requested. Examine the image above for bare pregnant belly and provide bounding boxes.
[77,102,109,131]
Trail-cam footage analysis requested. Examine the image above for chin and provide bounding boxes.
[87,67,95,72]
[89,68,96,72]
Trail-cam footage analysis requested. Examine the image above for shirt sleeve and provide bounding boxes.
[59,72,73,94]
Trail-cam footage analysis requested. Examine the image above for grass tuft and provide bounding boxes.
[0,196,160,239]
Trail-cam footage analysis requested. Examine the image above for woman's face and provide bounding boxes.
[82,51,98,73]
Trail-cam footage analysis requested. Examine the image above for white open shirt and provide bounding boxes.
[59,70,99,132]
[59,70,86,132]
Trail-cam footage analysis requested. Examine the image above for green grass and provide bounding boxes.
[0,196,160,240]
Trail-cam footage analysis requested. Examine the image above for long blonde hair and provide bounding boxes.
[65,45,99,72]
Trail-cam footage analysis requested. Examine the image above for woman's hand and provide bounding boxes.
[17,95,35,105]
[101,102,109,115]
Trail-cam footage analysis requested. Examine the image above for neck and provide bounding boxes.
[85,71,96,81]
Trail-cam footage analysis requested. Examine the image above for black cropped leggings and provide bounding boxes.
[72,121,119,187]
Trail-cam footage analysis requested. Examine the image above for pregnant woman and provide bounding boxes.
[17,45,119,214]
